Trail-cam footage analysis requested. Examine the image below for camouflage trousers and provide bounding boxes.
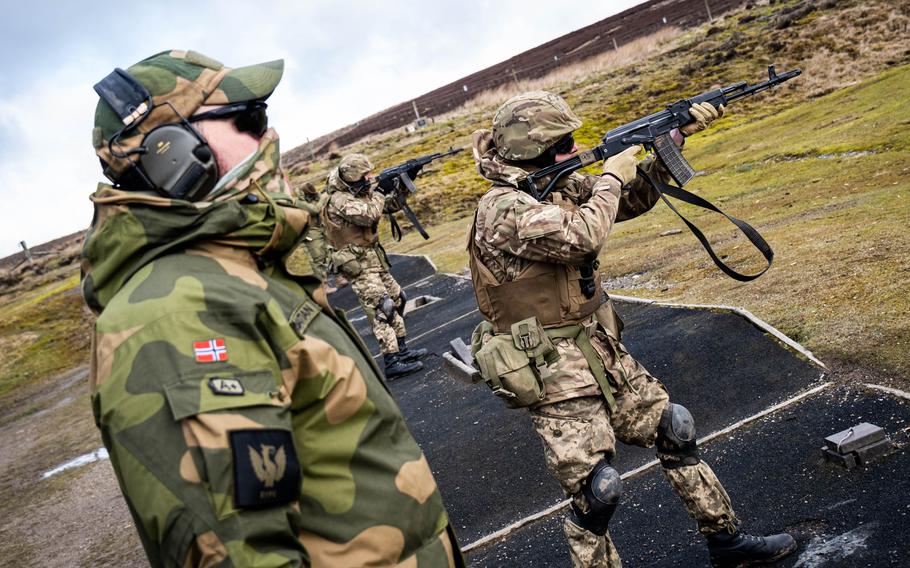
[351,268,407,354]
[302,225,329,281]
[530,340,737,567]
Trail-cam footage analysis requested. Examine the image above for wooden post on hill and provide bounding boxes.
[19,241,33,265]
[305,137,316,161]
[612,37,619,52]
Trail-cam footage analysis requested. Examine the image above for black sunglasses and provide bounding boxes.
[189,101,268,136]
[552,133,575,155]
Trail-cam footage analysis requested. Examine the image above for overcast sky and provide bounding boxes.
[0,0,643,258]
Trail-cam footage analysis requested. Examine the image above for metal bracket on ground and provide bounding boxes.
[822,422,892,469]
[443,337,480,384]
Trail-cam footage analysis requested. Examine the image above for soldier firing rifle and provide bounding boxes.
[523,65,801,282]
[375,147,463,241]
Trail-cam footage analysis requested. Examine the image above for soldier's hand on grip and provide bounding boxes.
[602,145,642,186]
[680,102,725,137]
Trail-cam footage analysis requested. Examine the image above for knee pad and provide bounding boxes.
[569,459,622,535]
[396,289,407,317]
[656,402,700,469]
[375,294,397,324]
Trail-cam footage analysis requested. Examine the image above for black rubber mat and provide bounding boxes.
[329,257,835,556]
[466,384,910,567]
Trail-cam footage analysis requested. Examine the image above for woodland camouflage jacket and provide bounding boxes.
[81,184,460,567]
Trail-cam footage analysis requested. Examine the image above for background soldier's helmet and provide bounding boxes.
[92,50,284,181]
[338,153,374,183]
[300,181,318,195]
[492,90,583,161]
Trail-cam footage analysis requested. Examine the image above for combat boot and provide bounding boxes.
[384,352,423,380]
[706,528,796,567]
[397,337,428,363]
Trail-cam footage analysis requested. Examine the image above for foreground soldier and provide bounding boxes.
[84,50,461,567]
[469,91,796,567]
[293,181,330,281]
[323,154,428,379]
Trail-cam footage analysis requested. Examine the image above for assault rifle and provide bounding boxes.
[521,65,801,281]
[376,147,463,241]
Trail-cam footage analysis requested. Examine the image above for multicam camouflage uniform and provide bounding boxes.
[85,50,461,568]
[322,157,408,356]
[469,92,736,567]
[294,182,329,281]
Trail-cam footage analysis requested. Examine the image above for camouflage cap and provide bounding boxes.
[338,153,373,183]
[93,49,284,179]
[492,91,582,161]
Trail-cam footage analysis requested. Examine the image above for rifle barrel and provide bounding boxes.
[725,68,801,103]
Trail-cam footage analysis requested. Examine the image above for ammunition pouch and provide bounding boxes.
[330,247,362,278]
[471,317,560,409]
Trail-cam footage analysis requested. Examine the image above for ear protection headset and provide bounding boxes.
[94,68,218,201]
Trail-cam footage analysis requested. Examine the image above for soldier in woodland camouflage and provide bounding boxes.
[469,91,795,567]
[84,50,462,568]
[294,182,329,281]
[322,154,428,379]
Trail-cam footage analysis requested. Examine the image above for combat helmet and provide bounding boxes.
[338,153,374,183]
[492,91,582,161]
[92,49,284,185]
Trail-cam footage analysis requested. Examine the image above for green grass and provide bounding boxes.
[397,63,910,378]
[0,273,90,399]
[376,7,910,380]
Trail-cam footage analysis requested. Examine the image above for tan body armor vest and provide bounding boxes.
[322,201,379,248]
[468,220,602,335]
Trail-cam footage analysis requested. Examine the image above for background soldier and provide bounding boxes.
[323,153,428,379]
[294,181,330,281]
[84,50,461,567]
[468,91,796,567]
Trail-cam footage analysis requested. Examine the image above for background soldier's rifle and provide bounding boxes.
[521,65,801,281]
[376,147,463,241]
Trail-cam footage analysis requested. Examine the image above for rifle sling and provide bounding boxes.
[638,167,773,282]
[388,212,403,242]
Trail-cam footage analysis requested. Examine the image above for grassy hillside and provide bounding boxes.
[1,0,908,416]
[0,2,907,564]
[287,0,909,222]
[287,0,910,380]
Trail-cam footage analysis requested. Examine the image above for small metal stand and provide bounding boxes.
[443,337,481,384]
[821,422,892,469]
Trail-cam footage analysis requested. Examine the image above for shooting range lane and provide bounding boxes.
[328,255,848,556]
[467,384,910,567]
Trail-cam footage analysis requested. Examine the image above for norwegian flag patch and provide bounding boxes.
[194,338,228,363]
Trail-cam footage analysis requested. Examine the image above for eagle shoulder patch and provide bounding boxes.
[229,429,301,508]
